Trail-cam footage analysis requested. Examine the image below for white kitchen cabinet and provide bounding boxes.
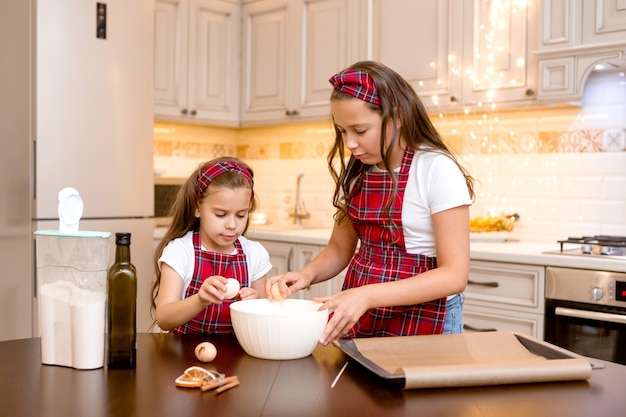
[535,0,626,102]
[539,0,626,50]
[462,260,545,339]
[259,240,293,278]
[362,0,461,110]
[292,243,347,300]
[154,0,240,125]
[582,0,626,45]
[463,306,543,337]
[538,0,626,51]
[361,0,538,112]
[256,239,345,299]
[461,0,539,108]
[537,0,582,50]
[290,244,323,300]
[240,0,356,124]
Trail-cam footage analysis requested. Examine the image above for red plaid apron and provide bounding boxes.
[344,148,446,338]
[172,230,248,334]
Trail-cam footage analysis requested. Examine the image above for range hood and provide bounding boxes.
[571,62,626,151]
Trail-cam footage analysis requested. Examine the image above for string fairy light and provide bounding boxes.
[423,0,531,159]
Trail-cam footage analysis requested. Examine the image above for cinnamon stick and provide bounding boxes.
[200,375,239,392]
[215,379,240,394]
[200,379,223,392]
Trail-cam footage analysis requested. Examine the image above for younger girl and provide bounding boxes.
[151,157,271,334]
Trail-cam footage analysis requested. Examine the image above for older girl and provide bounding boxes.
[267,61,474,345]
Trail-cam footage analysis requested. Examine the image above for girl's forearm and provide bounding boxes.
[302,222,357,285]
[361,266,467,310]
[156,293,206,330]
[305,245,353,285]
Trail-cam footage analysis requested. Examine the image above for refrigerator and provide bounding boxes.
[0,0,156,341]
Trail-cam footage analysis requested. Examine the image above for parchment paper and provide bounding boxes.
[351,332,593,389]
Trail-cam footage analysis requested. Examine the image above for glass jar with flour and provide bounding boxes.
[34,188,111,369]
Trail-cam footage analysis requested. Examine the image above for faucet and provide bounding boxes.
[291,173,310,226]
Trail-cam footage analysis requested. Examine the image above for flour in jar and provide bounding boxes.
[39,281,106,369]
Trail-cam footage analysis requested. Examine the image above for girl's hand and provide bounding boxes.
[314,287,369,346]
[197,275,229,305]
[265,271,314,300]
[237,286,258,300]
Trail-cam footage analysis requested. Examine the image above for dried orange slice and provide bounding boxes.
[175,366,214,388]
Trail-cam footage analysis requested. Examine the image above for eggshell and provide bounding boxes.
[270,282,285,300]
[194,342,217,362]
[223,278,240,299]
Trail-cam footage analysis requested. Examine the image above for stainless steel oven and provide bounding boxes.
[544,266,626,365]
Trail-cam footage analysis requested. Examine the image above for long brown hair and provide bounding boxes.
[149,156,257,328]
[327,61,475,226]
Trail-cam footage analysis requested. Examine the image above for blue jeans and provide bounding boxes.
[442,294,464,334]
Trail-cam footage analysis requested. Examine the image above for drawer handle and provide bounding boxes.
[286,247,294,272]
[463,324,498,332]
[467,279,499,288]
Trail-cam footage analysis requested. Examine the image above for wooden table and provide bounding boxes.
[1,333,625,417]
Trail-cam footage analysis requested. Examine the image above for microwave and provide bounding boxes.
[154,177,183,221]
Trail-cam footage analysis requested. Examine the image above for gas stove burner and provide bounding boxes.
[560,235,626,245]
[552,235,626,258]
[559,235,626,248]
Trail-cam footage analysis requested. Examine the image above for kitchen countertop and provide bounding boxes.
[470,240,626,272]
[2,333,625,417]
[244,226,626,273]
[246,225,335,244]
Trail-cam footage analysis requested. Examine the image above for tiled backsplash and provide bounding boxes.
[465,152,626,241]
[154,72,626,242]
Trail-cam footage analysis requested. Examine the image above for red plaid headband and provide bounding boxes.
[196,160,254,198]
[328,69,381,106]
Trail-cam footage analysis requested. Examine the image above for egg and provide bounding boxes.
[223,278,240,299]
[270,282,285,300]
[194,342,217,362]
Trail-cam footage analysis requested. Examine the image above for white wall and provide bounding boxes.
[242,152,626,243]
[465,152,626,241]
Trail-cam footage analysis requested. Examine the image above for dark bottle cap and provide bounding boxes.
[115,232,131,245]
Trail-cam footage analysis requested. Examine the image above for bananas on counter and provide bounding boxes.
[469,216,515,233]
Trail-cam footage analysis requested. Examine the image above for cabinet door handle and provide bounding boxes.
[463,324,498,332]
[467,279,499,288]
[287,247,293,272]
[181,108,188,115]
[190,110,197,116]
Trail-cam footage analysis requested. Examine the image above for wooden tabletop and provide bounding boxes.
[1,333,625,417]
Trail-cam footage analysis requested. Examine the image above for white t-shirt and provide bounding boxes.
[158,232,272,299]
[372,149,472,257]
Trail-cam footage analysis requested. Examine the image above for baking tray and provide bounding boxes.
[334,331,600,389]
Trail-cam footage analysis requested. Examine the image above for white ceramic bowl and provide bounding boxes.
[230,299,329,360]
